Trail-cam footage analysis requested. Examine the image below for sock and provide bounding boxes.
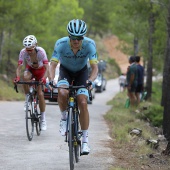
[82,130,88,143]
[61,110,67,120]
[41,112,45,121]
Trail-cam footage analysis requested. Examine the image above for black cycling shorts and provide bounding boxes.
[58,64,88,86]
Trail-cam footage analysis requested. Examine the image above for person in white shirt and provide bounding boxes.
[119,73,126,92]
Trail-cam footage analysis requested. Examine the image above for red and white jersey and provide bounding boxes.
[18,46,48,68]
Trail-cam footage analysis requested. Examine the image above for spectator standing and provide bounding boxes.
[118,73,126,92]
[126,56,138,107]
[135,56,144,105]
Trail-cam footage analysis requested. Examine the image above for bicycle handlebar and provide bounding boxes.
[49,82,93,101]
[14,81,43,93]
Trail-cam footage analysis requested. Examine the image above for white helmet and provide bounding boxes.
[23,35,37,48]
[67,19,87,36]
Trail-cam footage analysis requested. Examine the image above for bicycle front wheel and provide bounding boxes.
[25,95,34,141]
[68,107,74,170]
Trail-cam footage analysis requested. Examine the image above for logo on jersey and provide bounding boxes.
[79,89,85,93]
[64,55,86,59]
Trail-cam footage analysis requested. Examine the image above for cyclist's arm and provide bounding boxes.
[89,63,98,82]
[16,64,23,78]
[43,63,49,79]
[49,61,58,81]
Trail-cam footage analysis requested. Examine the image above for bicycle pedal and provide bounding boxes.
[34,118,39,122]
[78,131,82,134]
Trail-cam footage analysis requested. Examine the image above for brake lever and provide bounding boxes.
[89,89,92,101]
[14,83,19,93]
[87,81,92,101]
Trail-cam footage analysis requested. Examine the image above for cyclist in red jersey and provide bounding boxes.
[13,35,49,131]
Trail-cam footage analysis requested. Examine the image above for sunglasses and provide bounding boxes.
[26,47,35,52]
[69,36,84,41]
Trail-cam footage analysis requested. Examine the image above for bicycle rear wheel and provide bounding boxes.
[68,107,74,170]
[25,95,34,141]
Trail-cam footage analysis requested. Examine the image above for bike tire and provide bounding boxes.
[35,96,41,136]
[68,107,74,170]
[74,112,80,163]
[25,95,34,141]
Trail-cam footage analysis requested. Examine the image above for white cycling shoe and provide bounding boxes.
[41,120,47,131]
[59,120,67,136]
[81,142,90,155]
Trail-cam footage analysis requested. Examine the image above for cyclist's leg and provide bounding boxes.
[37,85,45,112]
[23,67,32,110]
[75,66,90,154]
[57,65,71,119]
[75,67,89,130]
[77,93,90,154]
[23,68,32,94]
[77,94,89,137]
[33,66,47,130]
[57,78,69,136]
[32,66,46,113]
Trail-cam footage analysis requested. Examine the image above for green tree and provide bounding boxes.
[0,0,83,77]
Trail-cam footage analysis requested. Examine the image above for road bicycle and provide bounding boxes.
[50,81,92,170]
[14,80,43,141]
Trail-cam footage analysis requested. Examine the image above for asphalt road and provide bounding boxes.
[0,78,120,170]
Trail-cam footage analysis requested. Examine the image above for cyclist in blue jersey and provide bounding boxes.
[49,19,98,155]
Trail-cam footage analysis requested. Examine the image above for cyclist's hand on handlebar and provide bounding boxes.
[39,77,46,84]
[49,80,57,87]
[13,77,20,83]
[45,82,52,90]
[87,80,95,90]
[48,80,55,89]
[49,80,54,86]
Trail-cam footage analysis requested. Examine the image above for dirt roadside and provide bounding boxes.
[103,35,129,74]
[102,35,170,170]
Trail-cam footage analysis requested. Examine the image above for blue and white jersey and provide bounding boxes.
[50,36,98,73]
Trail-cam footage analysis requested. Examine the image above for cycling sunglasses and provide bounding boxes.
[69,36,84,41]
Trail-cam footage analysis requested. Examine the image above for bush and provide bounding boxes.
[146,104,163,127]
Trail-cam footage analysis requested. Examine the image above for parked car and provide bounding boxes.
[94,73,107,93]
[44,63,59,102]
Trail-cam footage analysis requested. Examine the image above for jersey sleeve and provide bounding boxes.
[88,40,98,65]
[50,41,60,63]
[18,49,25,66]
